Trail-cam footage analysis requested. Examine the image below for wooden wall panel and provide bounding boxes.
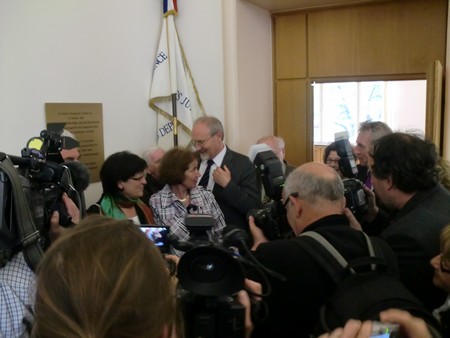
[308,0,447,77]
[275,79,309,166]
[274,13,307,79]
[273,0,447,165]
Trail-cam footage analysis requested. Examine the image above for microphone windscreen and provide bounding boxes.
[64,161,90,192]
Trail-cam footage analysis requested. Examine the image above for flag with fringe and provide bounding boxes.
[149,0,205,149]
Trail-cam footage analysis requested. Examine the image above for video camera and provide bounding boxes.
[173,214,247,338]
[334,131,368,220]
[0,129,82,264]
[247,146,292,240]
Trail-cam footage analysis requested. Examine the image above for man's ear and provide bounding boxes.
[386,175,394,190]
[291,196,303,219]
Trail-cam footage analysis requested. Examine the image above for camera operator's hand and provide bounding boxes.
[318,319,372,338]
[237,279,263,338]
[344,208,362,231]
[212,165,232,188]
[62,192,80,224]
[379,309,432,338]
[249,216,268,250]
[362,184,378,223]
[317,309,433,338]
[164,254,179,277]
[49,193,80,242]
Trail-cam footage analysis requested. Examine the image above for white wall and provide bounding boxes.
[236,0,273,149]
[0,0,274,206]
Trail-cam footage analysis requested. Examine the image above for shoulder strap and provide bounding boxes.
[0,153,44,271]
[298,231,377,283]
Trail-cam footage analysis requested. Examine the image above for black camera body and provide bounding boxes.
[335,131,359,179]
[175,215,247,338]
[247,199,291,241]
[0,129,80,256]
[343,178,368,221]
[249,149,293,240]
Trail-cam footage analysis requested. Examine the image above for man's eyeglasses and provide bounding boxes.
[283,192,299,210]
[440,254,450,274]
[191,136,211,147]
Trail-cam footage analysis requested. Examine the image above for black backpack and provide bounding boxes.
[298,231,441,335]
[0,152,44,271]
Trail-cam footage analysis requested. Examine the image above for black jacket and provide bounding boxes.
[208,147,261,231]
[249,215,398,338]
[364,185,450,311]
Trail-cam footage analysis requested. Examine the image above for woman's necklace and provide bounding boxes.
[179,194,190,202]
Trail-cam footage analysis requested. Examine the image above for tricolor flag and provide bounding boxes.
[149,0,206,149]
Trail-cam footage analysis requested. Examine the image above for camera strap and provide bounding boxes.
[0,152,44,272]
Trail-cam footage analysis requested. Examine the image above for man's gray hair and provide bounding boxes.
[359,120,392,143]
[284,167,344,204]
[142,146,164,166]
[193,116,224,140]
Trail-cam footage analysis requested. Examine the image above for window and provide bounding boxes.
[313,80,426,144]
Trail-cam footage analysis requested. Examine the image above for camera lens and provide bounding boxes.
[188,255,227,283]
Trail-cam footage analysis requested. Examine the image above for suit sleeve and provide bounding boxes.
[221,156,261,217]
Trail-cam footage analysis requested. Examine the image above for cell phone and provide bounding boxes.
[370,322,400,338]
[139,225,169,254]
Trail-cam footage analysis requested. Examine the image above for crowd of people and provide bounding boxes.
[1,117,450,338]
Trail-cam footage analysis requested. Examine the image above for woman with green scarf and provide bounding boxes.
[87,151,155,225]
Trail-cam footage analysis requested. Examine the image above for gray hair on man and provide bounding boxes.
[284,163,344,205]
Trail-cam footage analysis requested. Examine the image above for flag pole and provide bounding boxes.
[150,0,206,149]
[166,3,178,147]
[172,93,178,145]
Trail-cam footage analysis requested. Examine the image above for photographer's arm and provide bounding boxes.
[248,216,268,250]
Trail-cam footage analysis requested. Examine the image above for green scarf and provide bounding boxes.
[99,194,155,224]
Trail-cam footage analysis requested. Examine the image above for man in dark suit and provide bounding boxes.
[356,132,450,311]
[191,116,260,231]
[247,162,399,338]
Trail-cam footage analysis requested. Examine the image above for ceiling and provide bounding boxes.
[243,0,384,12]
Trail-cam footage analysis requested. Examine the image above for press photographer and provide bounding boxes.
[246,162,403,338]
[0,129,83,337]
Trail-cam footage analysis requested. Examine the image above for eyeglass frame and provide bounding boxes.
[283,192,299,210]
[440,254,450,274]
[191,135,212,147]
[326,158,340,165]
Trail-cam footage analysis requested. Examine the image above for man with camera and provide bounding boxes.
[247,162,399,338]
[0,194,79,337]
[348,132,450,312]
